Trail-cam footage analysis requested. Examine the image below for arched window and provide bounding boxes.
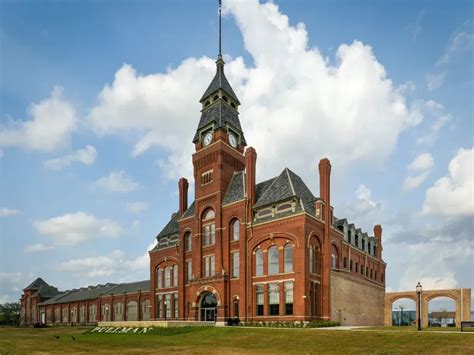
[173,265,178,287]
[164,266,171,288]
[185,232,192,252]
[284,243,293,273]
[202,209,215,246]
[157,268,162,289]
[331,244,339,269]
[231,219,240,241]
[255,249,263,276]
[268,245,279,275]
[309,245,314,273]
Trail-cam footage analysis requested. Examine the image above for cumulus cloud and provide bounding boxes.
[58,242,156,278]
[24,243,55,254]
[423,147,474,216]
[403,153,434,191]
[44,145,97,170]
[34,211,124,246]
[415,100,451,146]
[345,185,381,218]
[0,272,23,303]
[0,86,76,152]
[127,201,148,214]
[86,0,422,182]
[0,207,21,217]
[95,170,139,193]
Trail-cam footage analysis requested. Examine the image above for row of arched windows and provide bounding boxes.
[157,265,178,289]
[254,244,293,276]
[183,210,240,252]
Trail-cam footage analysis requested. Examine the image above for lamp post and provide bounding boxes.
[105,305,109,322]
[399,305,404,326]
[416,282,422,331]
[164,300,167,321]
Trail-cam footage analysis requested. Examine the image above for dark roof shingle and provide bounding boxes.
[223,171,245,205]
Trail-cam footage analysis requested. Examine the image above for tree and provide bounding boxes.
[0,302,21,326]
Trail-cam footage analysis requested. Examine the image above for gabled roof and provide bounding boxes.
[38,283,118,306]
[24,277,49,291]
[192,101,247,145]
[200,59,240,105]
[254,168,315,209]
[156,212,179,240]
[107,280,150,295]
[223,171,245,205]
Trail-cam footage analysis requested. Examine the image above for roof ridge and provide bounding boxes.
[285,168,296,196]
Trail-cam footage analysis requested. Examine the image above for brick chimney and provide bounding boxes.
[178,178,189,217]
[318,157,332,320]
[245,147,257,220]
[374,224,383,259]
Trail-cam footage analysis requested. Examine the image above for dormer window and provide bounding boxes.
[276,202,293,213]
[213,95,219,101]
[223,96,228,102]
[257,208,273,218]
[230,103,236,108]
[205,100,210,107]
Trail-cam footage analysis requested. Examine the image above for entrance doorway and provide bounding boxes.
[200,292,217,322]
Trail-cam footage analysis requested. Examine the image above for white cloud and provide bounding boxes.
[24,243,55,254]
[425,72,446,91]
[423,147,474,217]
[403,153,434,191]
[86,0,422,182]
[0,272,23,303]
[44,145,97,170]
[437,31,474,66]
[342,184,382,227]
[95,170,139,193]
[127,201,148,214]
[0,207,21,217]
[408,153,434,172]
[416,100,451,146]
[58,244,154,278]
[408,9,426,43]
[34,211,124,246]
[0,86,76,152]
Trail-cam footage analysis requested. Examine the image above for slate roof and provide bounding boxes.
[156,212,179,240]
[182,201,195,219]
[24,278,60,299]
[254,168,316,210]
[38,283,118,306]
[200,58,240,105]
[223,171,245,205]
[192,101,247,145]
[107,280,150,295]
[24,278,49,291]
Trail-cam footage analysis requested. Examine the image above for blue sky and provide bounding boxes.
[1,0,472,310]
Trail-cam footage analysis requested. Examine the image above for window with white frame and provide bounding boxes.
[157,268,162,289]
[268,283,280,316]
[255,249,263,276]
[203,224,215,246]
[284,281,293,315]
[165,294,171,319]
[185,232,192,252]
[284,243,293,273]
[185,260,192,283]
[309,245,314,273]
[231,251,240,278]
[231,219,240,241]
[203,255,215,277]
[164,267,171,288]
[173,293,178,319]
[173,265,178,287]
[256,284,264,316]
[268,245,279,275]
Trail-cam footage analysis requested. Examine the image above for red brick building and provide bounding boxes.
[20,38,386,329]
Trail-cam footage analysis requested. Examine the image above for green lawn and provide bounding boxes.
[0,326,473,354]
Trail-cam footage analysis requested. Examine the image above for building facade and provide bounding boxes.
[20,41,386,329]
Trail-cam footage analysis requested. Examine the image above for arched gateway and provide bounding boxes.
[200,292,217,322]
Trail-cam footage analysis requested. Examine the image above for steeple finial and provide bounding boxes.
[218,0,222,58]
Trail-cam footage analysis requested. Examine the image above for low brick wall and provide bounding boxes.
[331,271,385,326]
[98,320,214,328]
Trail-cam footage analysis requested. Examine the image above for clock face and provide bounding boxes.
[203,132,213,146]
[229,133,238,148]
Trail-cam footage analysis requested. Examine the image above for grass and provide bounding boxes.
[0,325,473,354]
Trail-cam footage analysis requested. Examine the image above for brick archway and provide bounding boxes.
[385,288,471,327]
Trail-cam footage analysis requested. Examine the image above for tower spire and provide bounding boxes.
[218,0,222,58]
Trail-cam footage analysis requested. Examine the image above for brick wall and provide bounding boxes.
[330,270,385,326]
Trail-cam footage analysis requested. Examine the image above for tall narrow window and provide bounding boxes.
[343,257,347,269]
[256,285,264,316]
[284,244,293,273]
[232,219,240,241]
[284,282,293,315]
[356,262,359,273]
[268,245,279,275]
[173,265,178,287]
[231,251,240,278]
[355,234,359,247]
[186,261,192,283]
[309,245,314,273]
[185,232,192,252]
[362,239,365,251]
[203,209,215,246]
[255,249,263,276]
[350,259,353,271]
[331,254,337,269]
[157,295,163,318]
[173,293,178,319]
[268,283,280,316]
[164,267,171,288]
[157,268,162,289]
[165,294,171,319]
[203,255,215,277]
[348,230,352,244]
